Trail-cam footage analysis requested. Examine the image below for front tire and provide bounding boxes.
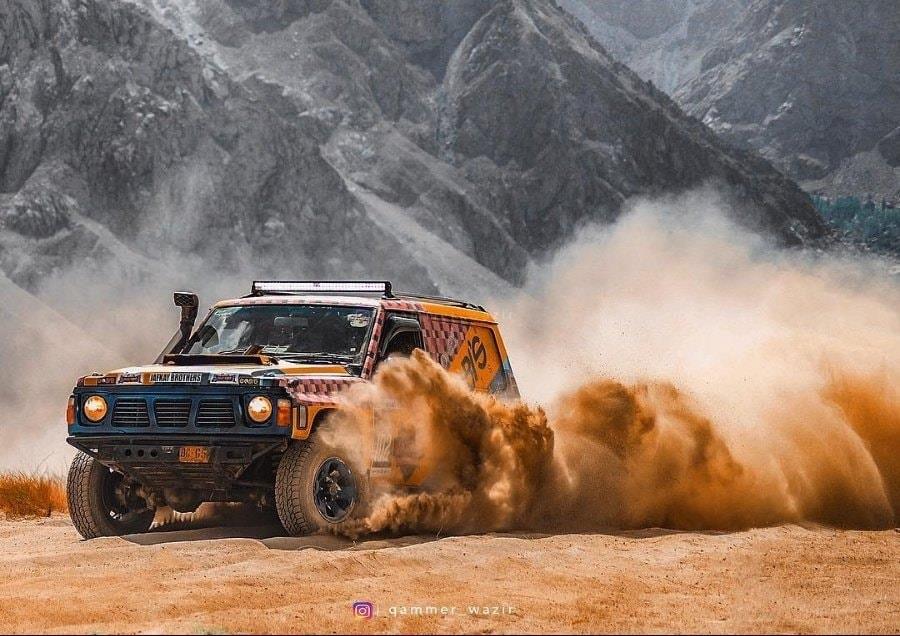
[275,433,368,536]
[67,452,155,539]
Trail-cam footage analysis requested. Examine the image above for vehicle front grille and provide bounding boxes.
[153,400,191,427]
[111,399,150,427]
[196,399,236,428]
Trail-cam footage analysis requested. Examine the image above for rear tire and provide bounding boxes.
[67,452,155,539]
[275,432,368,536]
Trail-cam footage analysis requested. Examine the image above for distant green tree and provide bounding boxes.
[812,194,899,256]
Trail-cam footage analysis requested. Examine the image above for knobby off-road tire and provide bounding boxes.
[275,431,369,536]
[67,452,155,539]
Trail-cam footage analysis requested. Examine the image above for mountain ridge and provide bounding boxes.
[561,0,900,199]
[1,0,828,303]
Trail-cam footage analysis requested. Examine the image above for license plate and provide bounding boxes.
[178,446,210,463]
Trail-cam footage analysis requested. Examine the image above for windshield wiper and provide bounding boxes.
[284,352,355,363]
[210,345,264,356]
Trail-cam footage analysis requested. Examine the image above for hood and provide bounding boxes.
[78,359,352,388]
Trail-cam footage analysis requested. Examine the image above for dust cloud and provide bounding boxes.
[333,190,900,535]
[1,187,897,535]
[0,255,250,470]
[324,351,554,536]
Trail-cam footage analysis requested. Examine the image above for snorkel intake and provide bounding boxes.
[154,292,199,363]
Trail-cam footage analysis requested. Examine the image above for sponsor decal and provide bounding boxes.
[460,334,488,388]
[238,376,260,386]
[449,325,503,392]
[117,373,142,384]
[150,372,203,384]
[209,373,238,384]
[98,375,118,385]
[348,313,371,328]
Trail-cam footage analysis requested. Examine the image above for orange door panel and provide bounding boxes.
[447,324,503,392]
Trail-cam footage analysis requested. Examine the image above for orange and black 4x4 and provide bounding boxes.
[65,281,518,538]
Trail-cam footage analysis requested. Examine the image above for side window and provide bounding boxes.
[379,315,424,361]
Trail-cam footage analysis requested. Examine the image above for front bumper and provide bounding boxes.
[67,434,287,494]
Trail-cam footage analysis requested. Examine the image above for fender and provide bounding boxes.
[291,404,335,440]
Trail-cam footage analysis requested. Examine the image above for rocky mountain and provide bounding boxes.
[562,0,900,200]
[0,0,440,294]
[677,0,900,199]
[0,0,827,305]
[559,0,749,94]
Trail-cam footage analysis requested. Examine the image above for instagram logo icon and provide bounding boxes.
[352,601,375,619]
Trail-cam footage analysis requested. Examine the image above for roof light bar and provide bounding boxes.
[251,281,393,296]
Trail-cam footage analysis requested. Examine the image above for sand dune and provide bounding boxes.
[0,517,896,633]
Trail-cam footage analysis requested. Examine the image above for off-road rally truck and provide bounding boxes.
[66,281,518,538]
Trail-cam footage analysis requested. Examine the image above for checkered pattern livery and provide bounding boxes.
[381,299,423,312]
[420,314,468,366]
[362,309,386,377]
[363,304,423,377]
[282,376,361,405]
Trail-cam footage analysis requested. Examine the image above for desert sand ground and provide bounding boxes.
[0,517,896,634]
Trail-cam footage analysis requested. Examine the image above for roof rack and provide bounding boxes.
[393,292,486,312]
[247,281,486,312]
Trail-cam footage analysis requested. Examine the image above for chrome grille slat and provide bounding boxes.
[153,400,191,427]
[112,399,150,427]
[107,396,246,428]
[196,399,237,428]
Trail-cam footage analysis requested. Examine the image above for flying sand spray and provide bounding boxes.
[328,193,900,536]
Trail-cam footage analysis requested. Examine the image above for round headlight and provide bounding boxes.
[83,395,108,422]
[247,396,272,423]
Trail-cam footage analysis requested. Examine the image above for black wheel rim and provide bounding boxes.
[100,468,149,528]
[313,457,357,523]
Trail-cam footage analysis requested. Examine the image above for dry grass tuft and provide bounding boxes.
[0,472,67,519]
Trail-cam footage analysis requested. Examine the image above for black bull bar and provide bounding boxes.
[67,435,287,493]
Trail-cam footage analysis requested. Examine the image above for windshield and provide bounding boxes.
[183,304,375,363]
